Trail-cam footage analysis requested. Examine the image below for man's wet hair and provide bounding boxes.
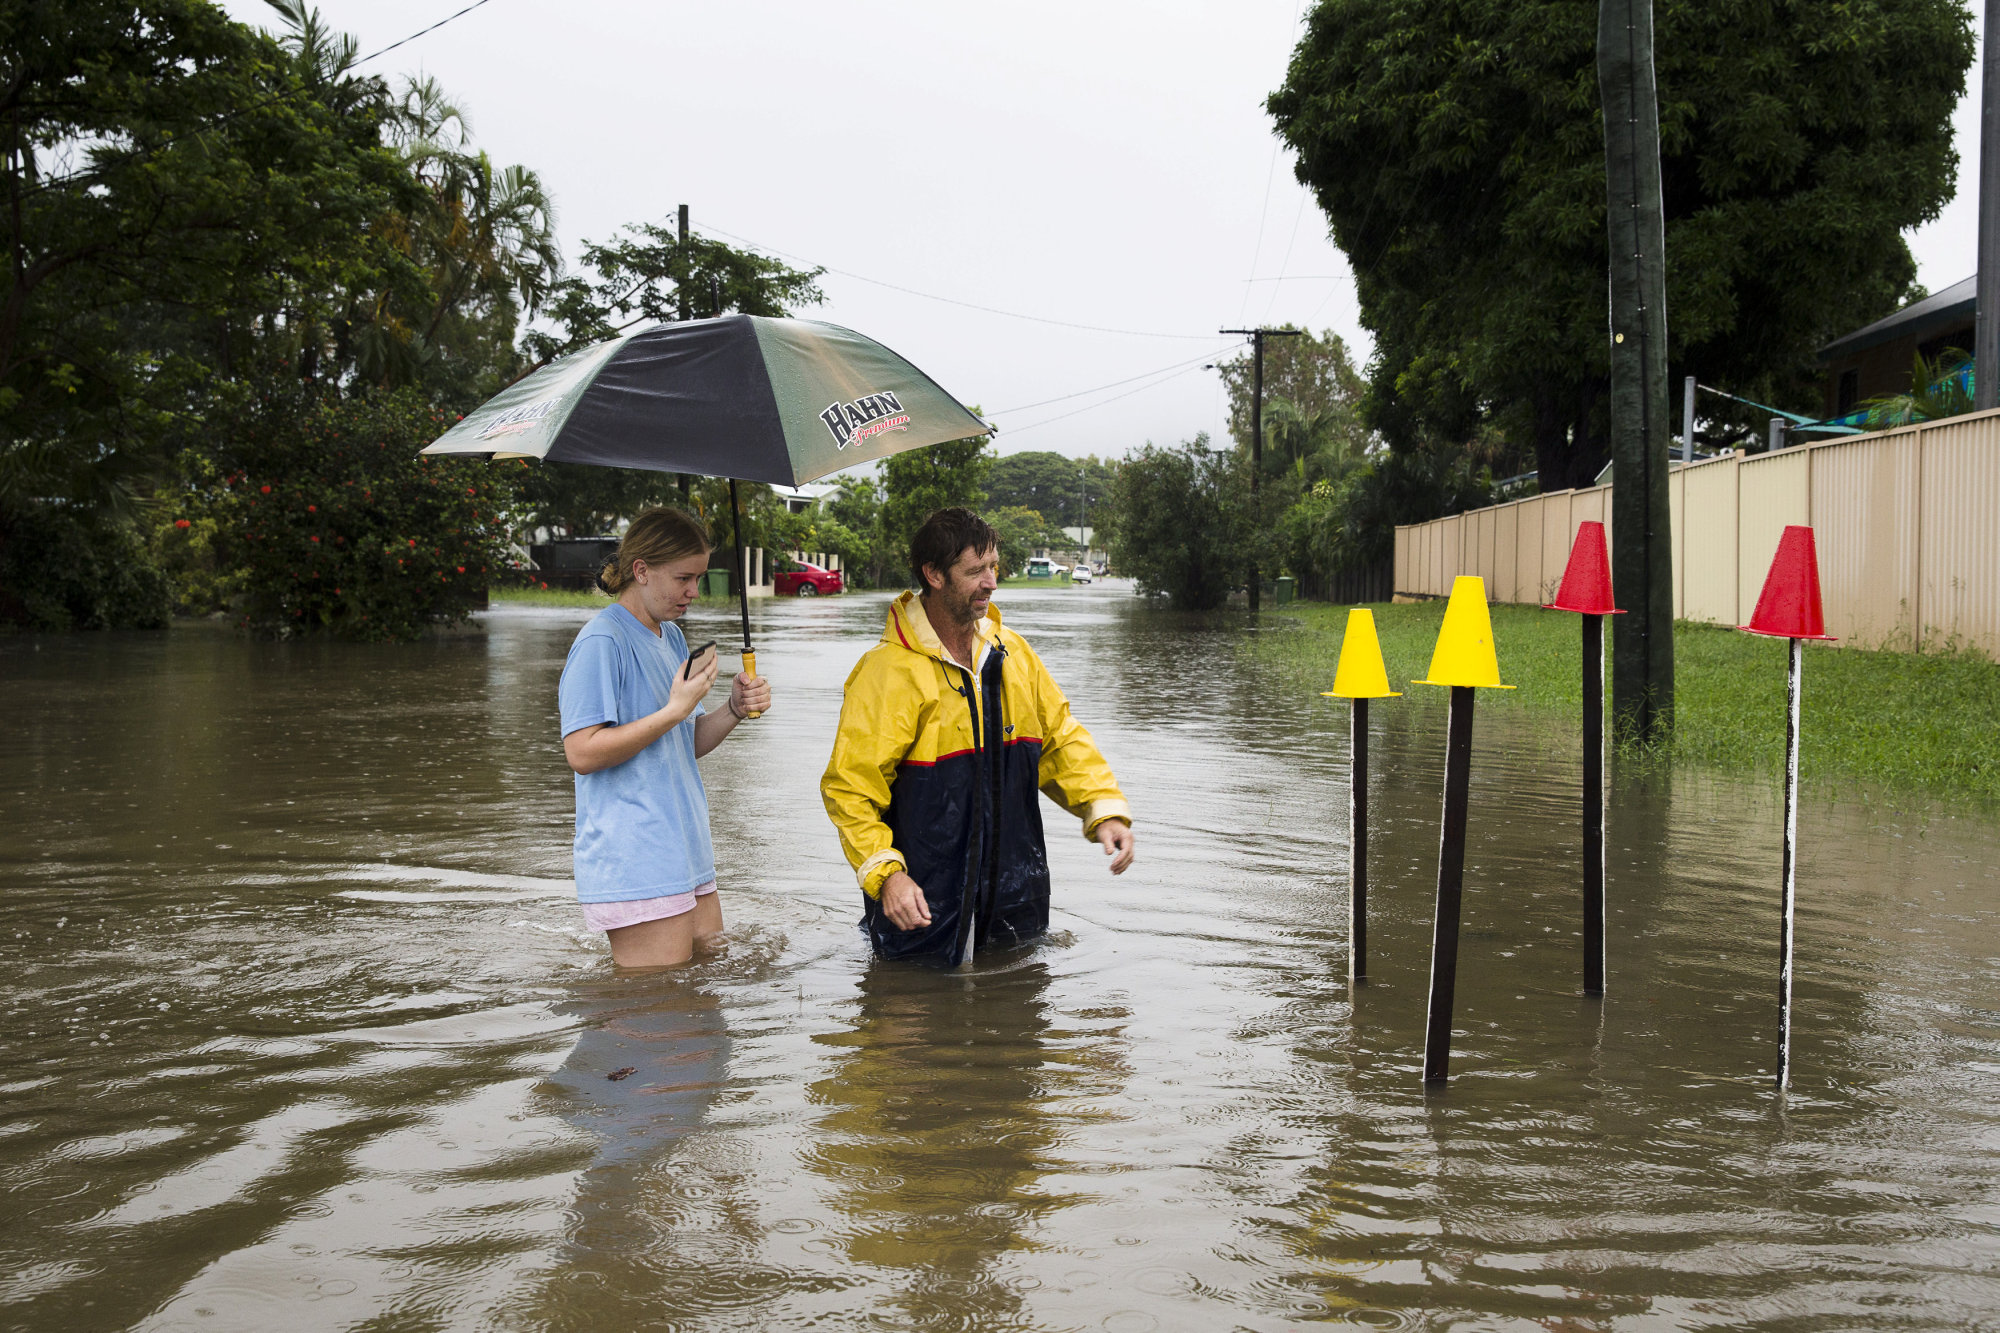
[911,507,998,590]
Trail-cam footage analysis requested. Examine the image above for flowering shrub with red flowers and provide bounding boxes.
[175,389,521,640]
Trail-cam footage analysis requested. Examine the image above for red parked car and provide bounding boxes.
[773,557,844,597]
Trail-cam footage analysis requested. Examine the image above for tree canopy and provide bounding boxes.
[1268,0,1973,488]
[1,0,414,516]
[1215,327,1369,467]
[0,0,837,631]
[1110,436,1246,610]
[985,451,1116,531]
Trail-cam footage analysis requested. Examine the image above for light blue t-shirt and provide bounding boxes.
[558,604,714,903]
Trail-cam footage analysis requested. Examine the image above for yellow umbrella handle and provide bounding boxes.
[740,649,762,719]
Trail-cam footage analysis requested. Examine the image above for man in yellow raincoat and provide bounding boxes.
[822,508,1135,964]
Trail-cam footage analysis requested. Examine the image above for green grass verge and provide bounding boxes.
[1000,575,1073,586]
[1253,600,2000,803]
[489,585,610,609]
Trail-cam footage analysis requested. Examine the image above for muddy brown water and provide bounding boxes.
[4,583,2000,1330]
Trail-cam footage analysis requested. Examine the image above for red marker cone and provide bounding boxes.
[1542,520,1621,997]
[1543,521,1623,616]
[1740,525,1835,641]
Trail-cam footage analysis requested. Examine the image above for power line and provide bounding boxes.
[1001,361,1217,438]
[695,222,1218,341]
[989,345,1235,416]
[354,0,498,66]
[1261,187,1312,323]
[1238,0,1306,324]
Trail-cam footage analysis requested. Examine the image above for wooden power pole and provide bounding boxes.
[677,203,693,497]
[1597,0,1674,740]
[1220,326,1301,611]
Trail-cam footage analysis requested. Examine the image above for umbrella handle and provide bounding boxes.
[740,649,762,719]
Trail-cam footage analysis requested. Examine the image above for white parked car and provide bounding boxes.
[1071,566,1093,584]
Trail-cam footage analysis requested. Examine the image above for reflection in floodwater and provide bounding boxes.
[803,952,1127,1326]
[545,980,731,1170]
[4,591,2000,1328]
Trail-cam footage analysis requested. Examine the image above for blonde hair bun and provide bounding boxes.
[599,507,713,596]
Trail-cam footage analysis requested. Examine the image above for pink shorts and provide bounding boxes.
[581,881,716,932]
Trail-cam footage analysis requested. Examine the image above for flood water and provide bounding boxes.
[5,582,2000,1330]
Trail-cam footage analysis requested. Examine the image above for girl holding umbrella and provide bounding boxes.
[558,508,770,967]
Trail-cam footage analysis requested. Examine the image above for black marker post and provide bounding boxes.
[1411,576,1513,1085]
[1320,608,1400,984]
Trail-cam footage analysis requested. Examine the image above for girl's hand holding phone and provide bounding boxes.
[669,643,720,719]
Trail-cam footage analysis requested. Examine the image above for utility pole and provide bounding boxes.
[1977,0,2000,411]
[677,204,692,498]
[1597,0,1674,742]
[1220,327,1302,610]
[1078,466,1088,564]
[677,204,691,323]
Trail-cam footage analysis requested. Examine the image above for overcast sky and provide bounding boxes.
[219,0,1984,464]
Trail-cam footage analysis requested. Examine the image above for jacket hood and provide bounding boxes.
[880,590,1003,661]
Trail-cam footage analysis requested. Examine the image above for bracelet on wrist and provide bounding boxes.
[728,698,747,721]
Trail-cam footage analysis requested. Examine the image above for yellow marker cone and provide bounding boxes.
[1321,608,1401,699]
[1413,575,1514,689]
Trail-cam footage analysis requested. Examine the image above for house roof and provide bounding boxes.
[1818,276,1975,364]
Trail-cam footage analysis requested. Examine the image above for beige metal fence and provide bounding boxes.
[1392,407,2000,654]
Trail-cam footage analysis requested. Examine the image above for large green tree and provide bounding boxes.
[985,450,1116,530]
[1268,0,1972,489]
[0,0,411,520]
[0,1,577,632]
[1111,436,1247,611]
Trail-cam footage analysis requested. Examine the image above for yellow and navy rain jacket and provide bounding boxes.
[821,591,1131,963]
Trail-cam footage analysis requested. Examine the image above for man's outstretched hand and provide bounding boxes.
[881,870,932,931]
[1095,818,1135,874]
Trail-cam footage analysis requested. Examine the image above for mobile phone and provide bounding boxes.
[683,640,717,679]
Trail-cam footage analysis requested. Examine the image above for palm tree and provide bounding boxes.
[347,74,561,388]
[1261,396,1374,486]
[1862,347,1974,429]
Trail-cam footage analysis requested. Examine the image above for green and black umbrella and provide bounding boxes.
[423,314,990,687]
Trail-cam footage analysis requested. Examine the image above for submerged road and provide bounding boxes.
[4,581,1999,1328]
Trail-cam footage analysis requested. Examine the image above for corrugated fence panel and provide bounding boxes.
[1737,451,1811,620]
[1541,492,1575,603]
[1520,493,1548,603]
[1679,452,1740,627]
[1390,409,1998,654]
[1494,503,1520,603]
[1919,413,2000,654]
[1811,428,1921,649]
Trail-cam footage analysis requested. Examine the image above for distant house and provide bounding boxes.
[1818,276,1973,419]
[769,481,838,514]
